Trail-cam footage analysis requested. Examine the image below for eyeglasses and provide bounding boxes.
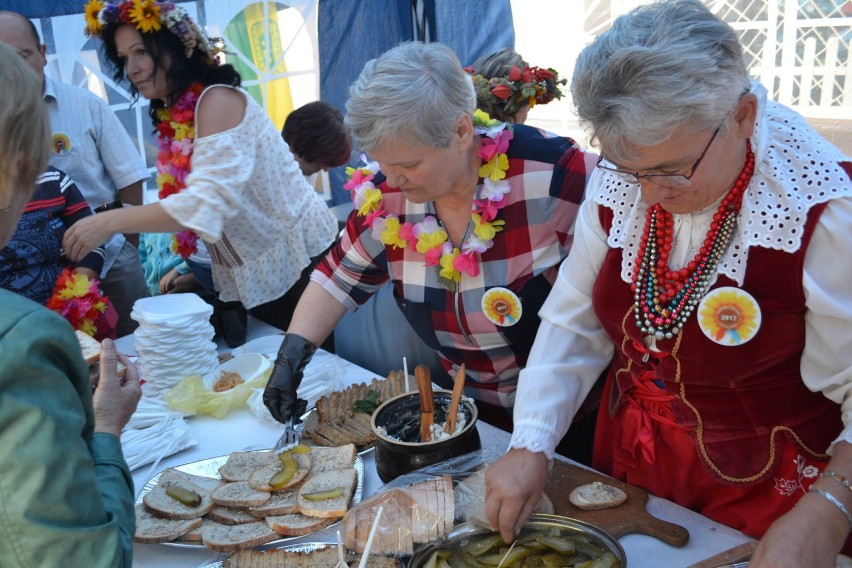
[596,125,722,187]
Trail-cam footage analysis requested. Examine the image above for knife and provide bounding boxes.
[444,363,466,434]
[687,541,756,568]
[415,365,434,442]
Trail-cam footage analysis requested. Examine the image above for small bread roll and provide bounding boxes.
[568,481,627,511]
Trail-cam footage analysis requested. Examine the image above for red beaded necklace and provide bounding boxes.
[632,141,755,340]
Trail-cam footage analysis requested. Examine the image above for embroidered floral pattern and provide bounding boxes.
[774,454,820,496]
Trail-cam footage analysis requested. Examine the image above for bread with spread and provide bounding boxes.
[135,444,359,551]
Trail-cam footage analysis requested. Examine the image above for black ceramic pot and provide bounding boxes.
[371,390,481,482]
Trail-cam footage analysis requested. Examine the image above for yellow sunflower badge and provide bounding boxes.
[698,286,761,346]
[481,287,522,327]
[51,133,71,155]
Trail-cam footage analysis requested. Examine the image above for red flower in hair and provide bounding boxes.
[491,83,511,100]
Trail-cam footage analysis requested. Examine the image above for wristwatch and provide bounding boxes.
[94,200,123,213]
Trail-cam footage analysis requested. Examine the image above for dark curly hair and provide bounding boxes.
[100,23,241,126]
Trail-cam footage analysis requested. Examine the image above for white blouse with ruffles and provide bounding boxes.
[160,86,338,309]
[510,81,852,459]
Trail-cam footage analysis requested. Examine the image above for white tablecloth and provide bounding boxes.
[118,317,752,567]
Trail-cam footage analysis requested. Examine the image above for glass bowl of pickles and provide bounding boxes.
[407,513,625,567]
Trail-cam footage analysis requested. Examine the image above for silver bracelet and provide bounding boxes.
[810,487,852,531]
[821,471,852,496]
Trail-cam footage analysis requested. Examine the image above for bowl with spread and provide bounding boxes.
[371,389,481,482]
[201,353,271,394]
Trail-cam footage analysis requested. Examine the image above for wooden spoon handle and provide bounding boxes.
[415,365,434,442]
[445,363,466,434]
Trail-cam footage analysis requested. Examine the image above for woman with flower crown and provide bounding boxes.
[485,1,852,565]
[468,47,566,125]
[262,41,595,437]
[64,0,339,333]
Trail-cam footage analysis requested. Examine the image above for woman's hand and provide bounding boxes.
[63,214,114,262]
[484,448,549,543]
[93,339,141,437]
[750,490,849,567]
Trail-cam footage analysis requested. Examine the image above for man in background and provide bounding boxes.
[0,10,149,337]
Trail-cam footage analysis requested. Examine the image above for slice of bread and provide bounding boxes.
[568,481,628,511]
[343,487,414,556]
[142,468,217,520]
[218,451,279,482]
[307,444,356,475]
[442,474,455,533]
[247,488,299,518]
[173,517,225,543]
[207,506,259,525]
[202,520,279,553]
[76,330,101,365]
[78,330,127,388]
[265,512,336,536]
[296,468,357,518]
[134,503,202,544]
[211,481,272,508]
[247,452,311,492]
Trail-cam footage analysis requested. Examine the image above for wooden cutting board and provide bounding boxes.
[545,460,690,547]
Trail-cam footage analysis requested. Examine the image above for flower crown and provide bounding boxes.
[468,64,566,119]
[83,0,220,62]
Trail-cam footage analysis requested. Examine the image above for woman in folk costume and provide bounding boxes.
[65,0,339,332]
[485,1,852,566]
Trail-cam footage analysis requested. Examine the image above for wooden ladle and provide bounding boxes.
[444,363,466,434]
[415,365,434,442]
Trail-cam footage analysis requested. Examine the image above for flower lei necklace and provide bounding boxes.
[154,82,204,258]
[633,141,755,339]
[344,110,513,288]
[46,268,108,336]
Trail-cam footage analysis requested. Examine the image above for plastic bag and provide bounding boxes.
[163,367,271,419]
[244,350,344,426]
[341,449,504,557]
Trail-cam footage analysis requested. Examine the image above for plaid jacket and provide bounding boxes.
[313,125,593,409]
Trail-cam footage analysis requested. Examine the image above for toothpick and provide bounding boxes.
[403,357,410,392]
[496,539,518,568]
[336,529,346,567]
[358,505,384,568]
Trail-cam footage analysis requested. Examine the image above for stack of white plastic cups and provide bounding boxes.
[131,293,219,397]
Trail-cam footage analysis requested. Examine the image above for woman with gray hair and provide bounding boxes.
[468,47,566,124]
[485,0,852,564]
[263,41,594,438]
[0,42,141,566]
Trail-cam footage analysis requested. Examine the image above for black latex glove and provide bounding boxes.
[262,333,317,423]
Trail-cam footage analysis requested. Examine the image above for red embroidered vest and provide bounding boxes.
[593,201,841,484]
